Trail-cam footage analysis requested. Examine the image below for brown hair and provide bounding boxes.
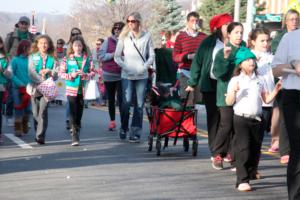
[247,28,270,49]
[67,27,82,44]
[233,59,258,77]
[16,40,31,56]
[67,35,88,57]
[30,34,55,57]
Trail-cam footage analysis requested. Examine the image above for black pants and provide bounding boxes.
[212,106,233,157]
[233,115,263,185]
[5,80,14,117]
[262,107,272,133]
[104,81,122,121]
[276,94,291,156]
[281,90,300,200]
[67,95,84,129]
[202,91,220,155]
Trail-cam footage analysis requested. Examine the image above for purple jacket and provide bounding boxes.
[102,37,121,74]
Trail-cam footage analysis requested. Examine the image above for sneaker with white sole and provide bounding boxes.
[7,118,14,127]
[237,183,252,192]
[212,155,223,170]
[129,136,140,143]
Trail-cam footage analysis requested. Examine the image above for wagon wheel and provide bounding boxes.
[183,137,189,152]
[192,138,198,156]
[156,140,161,156]
[148,134,153,152]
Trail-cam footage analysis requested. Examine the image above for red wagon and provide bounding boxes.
[146,105,198,156]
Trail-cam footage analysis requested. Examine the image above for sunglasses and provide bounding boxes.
[20,21,29,25]
[57,43,63,45]
[71,33,81,36]
[114,27,122,30]
[127,20,138,24]
[96,43,101,45]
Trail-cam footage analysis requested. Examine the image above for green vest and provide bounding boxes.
[30,52,55,79]
[0,57,8,84]
[65,55,90,88]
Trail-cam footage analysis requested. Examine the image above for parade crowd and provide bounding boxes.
[0,9,300,199]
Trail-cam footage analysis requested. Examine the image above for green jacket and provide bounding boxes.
[271,29,287,54]
[188,34,218,92]
[213,41,246,107]
[0,57,8,84]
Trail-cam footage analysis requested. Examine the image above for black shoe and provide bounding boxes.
[35,138,45,145]
[71,126,80,146]
[119,129,127,140]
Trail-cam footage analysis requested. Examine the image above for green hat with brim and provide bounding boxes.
[235,47,256,66]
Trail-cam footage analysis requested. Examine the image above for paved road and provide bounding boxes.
[0,104,288,200]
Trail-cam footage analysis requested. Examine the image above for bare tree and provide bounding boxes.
[70,0,166,47]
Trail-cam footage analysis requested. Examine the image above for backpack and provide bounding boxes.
[7,31,35,53]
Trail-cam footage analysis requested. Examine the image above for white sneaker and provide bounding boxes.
[237,183,252,192]
[7,118,14,127]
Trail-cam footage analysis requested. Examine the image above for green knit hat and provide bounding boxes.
[234,47,256,66]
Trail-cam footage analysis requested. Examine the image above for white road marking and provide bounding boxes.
[4,133,33,149]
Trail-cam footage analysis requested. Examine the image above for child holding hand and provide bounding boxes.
[226,47,281,192]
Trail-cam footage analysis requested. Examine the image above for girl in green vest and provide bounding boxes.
[59,36,94,146]
[28,35,58,145]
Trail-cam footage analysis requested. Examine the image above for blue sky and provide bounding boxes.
[0,0,74,14]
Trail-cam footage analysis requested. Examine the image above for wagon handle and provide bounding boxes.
[174,91,190,145]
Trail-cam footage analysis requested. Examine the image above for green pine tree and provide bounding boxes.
[159,0,185,32]
[199,0,247,33]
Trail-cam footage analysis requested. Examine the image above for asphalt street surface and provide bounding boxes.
[0,104,288,200]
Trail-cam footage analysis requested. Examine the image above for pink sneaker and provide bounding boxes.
[223,153,233,163]
[268,146,279,153]
[108,121,116,131]
[280,155,289,164]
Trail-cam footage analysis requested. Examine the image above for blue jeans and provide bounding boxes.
[121,78,147,137]
[12,87,31,118]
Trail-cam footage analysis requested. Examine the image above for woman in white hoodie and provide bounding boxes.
[114,12,155,143]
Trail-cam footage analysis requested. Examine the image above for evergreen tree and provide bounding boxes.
[159,0,185,32]
[199,0,247,33]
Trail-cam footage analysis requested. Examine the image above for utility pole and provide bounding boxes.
[244,0,255,40]
[234,0,240,22]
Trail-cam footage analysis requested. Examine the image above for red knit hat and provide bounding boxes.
[209,13,233,33]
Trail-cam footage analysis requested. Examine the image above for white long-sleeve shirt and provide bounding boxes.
[272,29,300,90]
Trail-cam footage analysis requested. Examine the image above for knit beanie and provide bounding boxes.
[209,13,233,33]
[234,47,257,66]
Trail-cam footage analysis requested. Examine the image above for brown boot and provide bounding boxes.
[22,115,30,134]
[14,118,23,137]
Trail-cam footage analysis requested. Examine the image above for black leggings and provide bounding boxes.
[104,81,122,121]
[67,94,84,128]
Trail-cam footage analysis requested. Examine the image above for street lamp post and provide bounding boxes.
[244,0,255,40]
[234,0,240,22]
